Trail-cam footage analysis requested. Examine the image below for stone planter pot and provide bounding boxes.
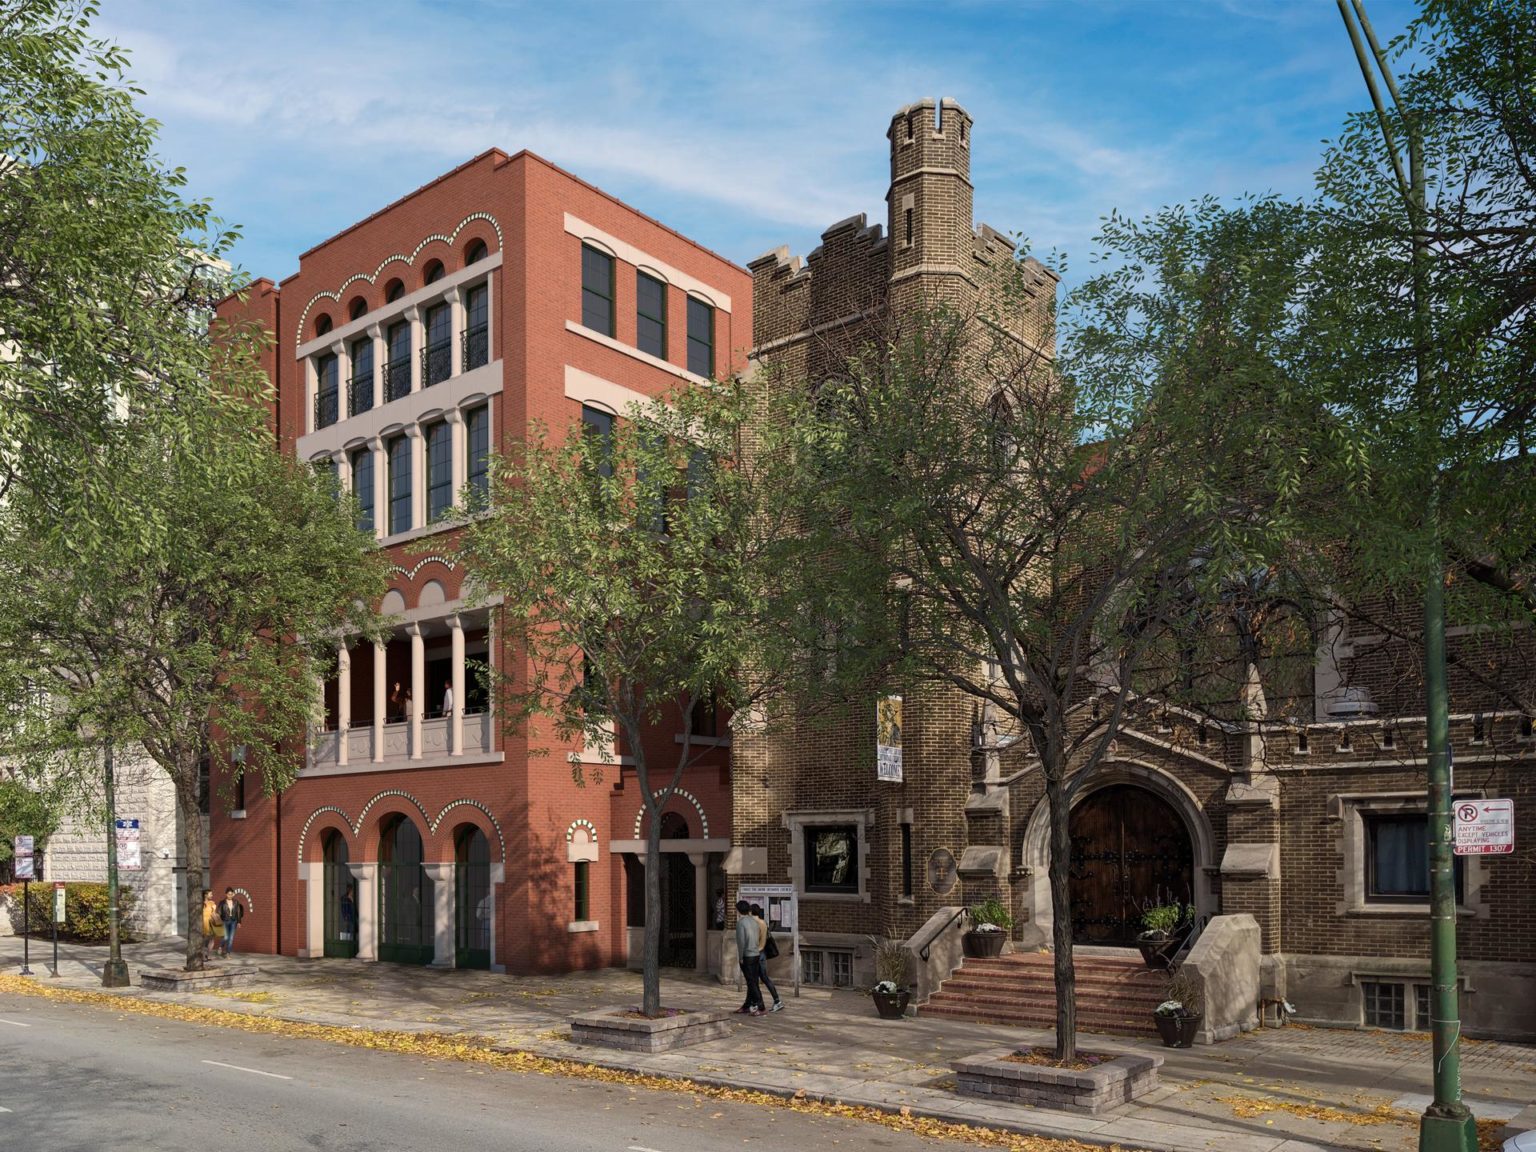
[571,1007,732,1054]
[1153,1012,1203,1048]
[954,1046,1164,1114]
[872,988,911,1019]
[962,929,1006,958]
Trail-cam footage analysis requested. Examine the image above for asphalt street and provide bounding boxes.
[0,992,961,1152]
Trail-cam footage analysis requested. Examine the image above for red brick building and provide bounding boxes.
[214,150,750,974]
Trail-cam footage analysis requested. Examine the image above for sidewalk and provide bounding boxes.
[4,936,1532,1152]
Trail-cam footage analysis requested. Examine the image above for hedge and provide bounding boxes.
[3,882,138,943]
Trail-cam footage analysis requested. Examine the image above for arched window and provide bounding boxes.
[378,815,432,964]
[322,830,357,958]
[385,279,405,303]
[465,239,488,265]
[315,313,333,337]
[424,260,445,285]
[349,297,367,321]
[660,811,690,839]
[455,825,492,968]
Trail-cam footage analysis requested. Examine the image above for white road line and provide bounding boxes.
[200,1059,292,1081]
[628,1146,669,1152]
[0,1106,11,1112]
[0,1019,31,1028]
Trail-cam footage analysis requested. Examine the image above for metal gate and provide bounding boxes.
[659,852,696,968]
[455,826,491,970]
[378,817,433,965]
[323,862,359,958]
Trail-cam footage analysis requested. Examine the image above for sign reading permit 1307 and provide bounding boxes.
[1453,799,1514,856]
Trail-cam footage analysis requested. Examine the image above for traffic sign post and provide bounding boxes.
[1453,800,1514,856]
[13,835,34,976]
[51,882,65,977]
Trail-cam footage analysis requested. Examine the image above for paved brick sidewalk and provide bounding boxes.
[5,937,1533,1152]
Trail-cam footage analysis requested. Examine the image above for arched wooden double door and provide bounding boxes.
[1068,784,1193,945]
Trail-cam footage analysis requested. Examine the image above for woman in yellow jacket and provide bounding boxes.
[200,889,224,961]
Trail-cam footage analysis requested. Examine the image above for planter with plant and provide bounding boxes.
[1152,968,1204,1047]
[868,936,912,1019]
[1136,901,1192,969]
[962,897,1012,959]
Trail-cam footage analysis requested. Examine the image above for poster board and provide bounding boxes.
[876,695,903,782]
[739,882,800,998]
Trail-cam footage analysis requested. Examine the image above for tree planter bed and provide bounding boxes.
[952,1047,1163,1114]
[570,1007,732,1053]
[139,967,261,992]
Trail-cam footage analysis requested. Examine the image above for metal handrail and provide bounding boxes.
[313,389,339,429]
[916,906,968,962]
[348,374,373,416]
[1168,911,1212,971]
[384,357,411,402]
[462,323,488,371]
[421,339,452,387]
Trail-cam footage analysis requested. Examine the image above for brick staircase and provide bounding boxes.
[920,950,1166,1037]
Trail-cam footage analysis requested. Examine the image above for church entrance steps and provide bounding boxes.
[919,950,1166,1038]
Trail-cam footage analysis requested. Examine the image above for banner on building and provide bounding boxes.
[876,695,903,783]
[116,819,142,871]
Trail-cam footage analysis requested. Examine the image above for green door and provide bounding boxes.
[322,830,359,959]
[455,826,491,970]
[378,816,433,965]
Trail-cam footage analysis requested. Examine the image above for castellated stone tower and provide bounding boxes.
[886,98,974,308]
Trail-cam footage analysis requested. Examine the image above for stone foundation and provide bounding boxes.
[953,1047,1162,1114]
[138,966,261,992]
[571,1007,732,1053]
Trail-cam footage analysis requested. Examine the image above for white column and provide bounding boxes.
[300,862,324,959]
[372,640,387,763]
[689,851,710,974]
[483,272,495,363]
[407,424,425,531]
[337,645,352,767]
[450,614,465,756]
[353,863,378,962]
[333,340,349,418]
[335,450,351,495]
[305,357,317,433]
[405,305,423,394]
[370,437,386,540]
[444,287,464,379]
[446,408,466,509]
[408,623,424,760]
[426,862,455,967]
[366,323,383,409]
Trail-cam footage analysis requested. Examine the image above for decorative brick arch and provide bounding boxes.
[430,799,507,864]
[297,794,505,865]
[355,789,434,852]
[296,806,354,864]
[388,554,456,582]
[632,788,710,839]
[294,212,504,344]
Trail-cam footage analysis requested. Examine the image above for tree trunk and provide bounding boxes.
[176,765,205,972]
[642,814,663,1017]
[1043,760,1077,1062]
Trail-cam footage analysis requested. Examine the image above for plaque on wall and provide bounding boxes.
[927,847,958,895]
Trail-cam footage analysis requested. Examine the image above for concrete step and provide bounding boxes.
[919,950,1167,1037]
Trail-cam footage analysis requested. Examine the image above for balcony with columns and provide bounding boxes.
[309,608,495,774]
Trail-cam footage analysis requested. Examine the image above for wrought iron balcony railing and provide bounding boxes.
[462,324,489,372]
[384,357,412,402]
[422,339,452,388]
[314,388,339,430]
[348,373,374,417]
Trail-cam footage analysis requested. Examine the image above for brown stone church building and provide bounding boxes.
[728,98,1536,1042]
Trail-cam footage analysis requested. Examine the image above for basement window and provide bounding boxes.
[1362,981,1406,1030]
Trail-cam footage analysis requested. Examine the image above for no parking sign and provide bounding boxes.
[1453,799,1514,856]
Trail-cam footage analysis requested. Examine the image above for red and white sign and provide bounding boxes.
[1453,799,1514,856]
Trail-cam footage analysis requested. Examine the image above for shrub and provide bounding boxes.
[1158,967,1204,1017]
[1140,902,1190,937]
[967,896,1013,931]
[17,882,137,943]
[868,935,909,986]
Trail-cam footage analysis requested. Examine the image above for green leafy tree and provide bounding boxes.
[457,381,784,1017]
[0,0,245,507]
[0,391,388,970]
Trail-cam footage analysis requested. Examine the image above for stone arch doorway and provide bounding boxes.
[378,814,433,965]
[1069,783,1193,945]
[321,829,358,958]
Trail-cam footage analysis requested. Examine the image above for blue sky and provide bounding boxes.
[99,0,1421,294]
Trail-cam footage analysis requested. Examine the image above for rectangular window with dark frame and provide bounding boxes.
[901,822,913,898]
[1363,981,1406,1030]
[636,271,667,359]
[314,353,339,429]
[574,860,590,921]
[624,854,644,925]
[804,825,858,894]
[463,283,489,371]
[349,337,374,416]
[1365,813,1464,903]
[386,320,412,401]
[232,765,246,812]
[689,693,718,739]
[351,446,374,534]
[387,434,411,535]
[466,404,490,506]
[582,404,614,479]
[426,420,452,521]
[423,302,452,386]
[686,296,714,377]
[581,244,615,336]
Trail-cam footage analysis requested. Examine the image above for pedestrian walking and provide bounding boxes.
[200,890,224,961]
[734,899,764,1015]
[751,903,783,1012]
[218,887,246,955]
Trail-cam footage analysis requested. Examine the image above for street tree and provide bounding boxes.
[766,222,1321,1059]
[456,381,787,1017]
[0,390,388,970]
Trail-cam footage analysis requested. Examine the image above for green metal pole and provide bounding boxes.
[1419,567,1474,1152]
[102,741,129,988]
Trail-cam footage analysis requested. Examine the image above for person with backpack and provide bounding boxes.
[218,887,246,955]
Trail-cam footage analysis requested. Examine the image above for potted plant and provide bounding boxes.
[962,897,1012,959]
[868,936,911,1019]
[1136,901,1191,969]
[1152,969,1204,1047]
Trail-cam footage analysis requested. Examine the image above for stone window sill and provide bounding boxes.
[567,920,600,934]
[1349,904,1477,919]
